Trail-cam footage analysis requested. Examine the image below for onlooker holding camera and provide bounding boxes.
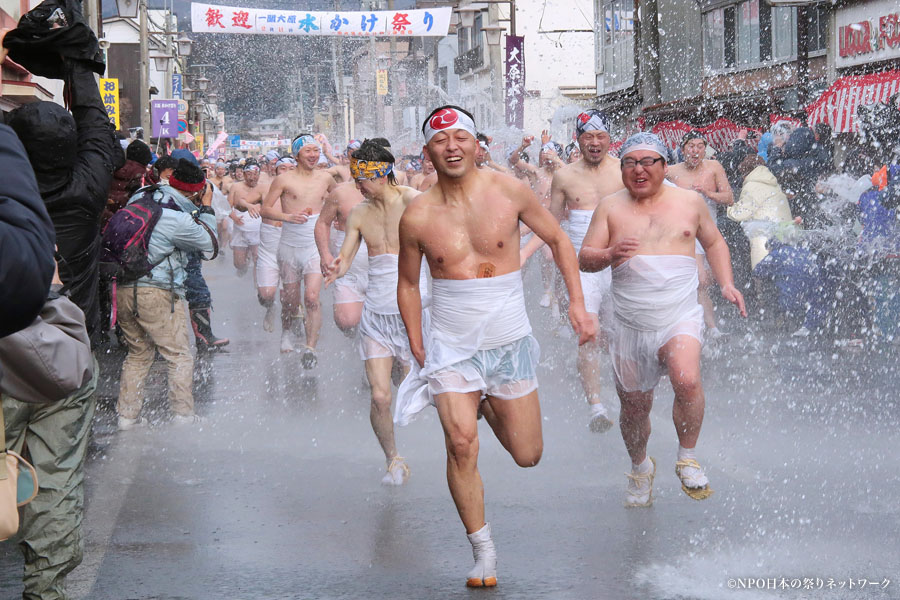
[115,161,217,430]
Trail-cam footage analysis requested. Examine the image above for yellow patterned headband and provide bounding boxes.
[350,157,393,180]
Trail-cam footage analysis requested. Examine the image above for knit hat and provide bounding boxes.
[125,140,152,166]
[169,159,206,193]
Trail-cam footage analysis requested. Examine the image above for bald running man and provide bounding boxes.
[396,105,595,587]
[580,133,746,507]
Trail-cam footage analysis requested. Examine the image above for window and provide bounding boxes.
[438,66,448,92]
[772,6,795,61]
[807,4,828,54]
[473,12,483,51]
[599,0,634,93]
[703,0,812,72]
[736,0,760,66]
[703,9,725,72]
[458,26,469,56]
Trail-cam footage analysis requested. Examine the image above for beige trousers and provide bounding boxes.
[116,286,195,419]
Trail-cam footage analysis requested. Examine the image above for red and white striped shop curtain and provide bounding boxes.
[650,118,760,152]
[806,70,900,133]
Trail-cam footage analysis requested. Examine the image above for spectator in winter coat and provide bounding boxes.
[115,160,217,431]
[727,156,794,268]
[5,56,116,347]
[0,122,56,340]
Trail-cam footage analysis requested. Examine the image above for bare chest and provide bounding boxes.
[282,177,328,211]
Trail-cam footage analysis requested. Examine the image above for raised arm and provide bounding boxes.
[696,193,746,316]
[517,180,595,345]
[397,208,426,366]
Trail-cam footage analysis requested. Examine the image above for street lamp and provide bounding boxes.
[114,0,138,19]
[150,50,173,72]
[481,25,505,47]
[175,35,193,57]
[206,92,218,104]
[195,76,210,91]
[182,87,195,101]
[455,6,479,28]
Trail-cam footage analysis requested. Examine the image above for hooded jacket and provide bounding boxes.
[0,124,56,338]
[728,165,793,224]
[6,61,116,346]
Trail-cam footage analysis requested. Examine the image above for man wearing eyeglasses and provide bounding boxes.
[580,132,746,508]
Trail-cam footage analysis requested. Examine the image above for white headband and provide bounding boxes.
[423,108,477,144]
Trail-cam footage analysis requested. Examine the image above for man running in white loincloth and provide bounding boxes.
[325,139,423,485]
[261,134,336,366]
[580,133,746,507]
[395,106,595,588]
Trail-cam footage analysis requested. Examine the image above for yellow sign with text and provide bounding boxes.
[99,78,120,130]
[376,69,388,96]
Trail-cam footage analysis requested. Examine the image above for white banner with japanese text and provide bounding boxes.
[191,3,451,36]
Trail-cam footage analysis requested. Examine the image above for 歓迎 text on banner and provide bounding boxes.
[191,3,451,37]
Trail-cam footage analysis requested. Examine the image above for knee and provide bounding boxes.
[671,371,702,397]
[513,443,543,468]
[257,292,275,306]
[304,294,320,311]
[447,430,479,464]
[370,388,392,411]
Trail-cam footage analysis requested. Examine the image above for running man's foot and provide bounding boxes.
[466,523,498,587]
[172,413,202,427]
[263,303,277,332]
[539,291,552,308]
[625,456,656,508]
[381,456,410,486]
[280,330,295,354]
[792,326,810,337]
[300,346,317,370]
[588,403,614,433]
[675,458,713,500]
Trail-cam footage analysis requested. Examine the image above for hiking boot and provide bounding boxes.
[190,308,229,352]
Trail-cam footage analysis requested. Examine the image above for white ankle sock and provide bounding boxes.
[590,403,608,417]
[466,523,497,585]
[632,456,653,474]
[678,445,697,462]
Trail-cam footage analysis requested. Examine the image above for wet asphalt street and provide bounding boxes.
[1,255,898,600]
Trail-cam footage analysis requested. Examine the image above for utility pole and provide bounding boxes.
[140,0,151,136]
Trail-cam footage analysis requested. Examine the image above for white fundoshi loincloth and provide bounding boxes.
[330,226,369,304]
[230,210,262,248]
[395,270,539,426]
[609,255,704,393]
[358,254,414,362]
[277,215,321,283]
[256,223,282,288]
[565,208,612,316]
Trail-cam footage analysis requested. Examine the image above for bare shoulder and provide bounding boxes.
[705,158,728,174]
[490,168,534,201]
[397,185,421,204]
[601,188,633,212]
[665,183,704,210]
[553,161,578,183]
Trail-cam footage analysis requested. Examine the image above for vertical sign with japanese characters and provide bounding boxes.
[376,69,389,96]
[172,74,183,99]
[505,36,525,130]
[100,78,120,130]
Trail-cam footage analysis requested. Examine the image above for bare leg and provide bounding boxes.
[257,286,278,333]
[697,256,717,330]
[302,273,323,349]
[333,301,363,337]
[435,391,486,534]
[659,335,704,449]
[233,246,250,276]
[364,357,399,464]
[616,384,655,466]
[482,390,543,468]
[280,281,301,353]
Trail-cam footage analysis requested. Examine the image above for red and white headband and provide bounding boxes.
[423,108,477,144]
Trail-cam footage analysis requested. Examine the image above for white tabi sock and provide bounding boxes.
[466,523,497,587]
[632,456,653,474]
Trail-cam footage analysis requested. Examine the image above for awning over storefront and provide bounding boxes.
[650,117,760,152]
[806,70,900,133]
